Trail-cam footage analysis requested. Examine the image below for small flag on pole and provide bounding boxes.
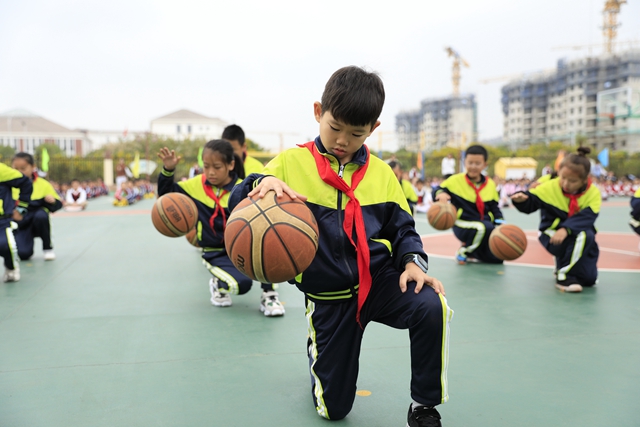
[197,147,204,168]
[133,152,140,178]
[417,151,424,179]
[553,150,566,172]
[597,148,609,168]
[41,147,50,172]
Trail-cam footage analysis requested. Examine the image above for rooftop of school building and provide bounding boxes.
[1,195,639,427]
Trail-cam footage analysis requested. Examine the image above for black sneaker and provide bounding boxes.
[407,404,442,427]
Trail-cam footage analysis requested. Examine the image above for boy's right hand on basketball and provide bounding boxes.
[157,147,181,170]
[510,192,528,203]
[248,176,307,202]
[435,193,451,203]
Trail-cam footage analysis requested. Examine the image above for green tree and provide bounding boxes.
[0,145,15,163]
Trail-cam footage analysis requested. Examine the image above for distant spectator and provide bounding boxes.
[441,153,456,178]
[189,162,203,178]
[541,164,552,176]
[413,179,431,214]
[592,161,605,179]
[64,179,87,212]
[115,158,131,190]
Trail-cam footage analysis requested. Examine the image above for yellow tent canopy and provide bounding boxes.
[494,157,538,180]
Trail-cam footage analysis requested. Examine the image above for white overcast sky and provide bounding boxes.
[1,0,639,152]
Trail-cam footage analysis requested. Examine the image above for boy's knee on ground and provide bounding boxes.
[316,398,353,421]
[18,248,34,260]
[32,209,49,222]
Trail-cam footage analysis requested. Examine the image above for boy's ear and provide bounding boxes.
[370,120,381,134]
[313,102,323,123]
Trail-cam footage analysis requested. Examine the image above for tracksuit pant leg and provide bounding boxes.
[31,210,53,251]
[453,219,503,263]
[0,219,19,270]
[15,210,52,260]
[539,230,599,286]
[201,250,254,295]
[305,264,454,420]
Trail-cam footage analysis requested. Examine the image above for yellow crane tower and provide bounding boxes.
[445,47,469,96]
[603,0,626,54]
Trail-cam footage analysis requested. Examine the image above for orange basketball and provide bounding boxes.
[489,224,528,261]
[427,202,457,230]
[185,227,200,247]
[151,193,198,237]
[224,191,319,283]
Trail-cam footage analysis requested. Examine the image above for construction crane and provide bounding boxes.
[603,0,626,54]
[445,47,469,96]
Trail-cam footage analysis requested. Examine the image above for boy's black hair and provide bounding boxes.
[12,152,35,166]
[321,66,385,129]
[203,139,245,179]
[465,144,488,161]
[70,178,80,183]
[221,124,245,146]
[388,160,402,170]
[561,146,591,180]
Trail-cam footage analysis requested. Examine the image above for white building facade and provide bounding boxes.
[502,50,640,152]
[150,109,227,141]
[0,109,91,156]
[396,94,478,152]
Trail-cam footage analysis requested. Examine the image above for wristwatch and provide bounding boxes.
[16,206,28,215]
[403,253,429,274]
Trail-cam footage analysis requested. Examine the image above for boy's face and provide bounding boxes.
[464,154,487,181]
[227,139,245,161]
[314,102,379,164]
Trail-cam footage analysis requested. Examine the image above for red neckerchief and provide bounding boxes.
[201,174,228,236]
[301,141,370,327]
[32,173,38,182]
[562,178,591,217]
[464,174,488,220]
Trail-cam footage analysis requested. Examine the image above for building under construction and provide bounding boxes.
[396,94,478,152]
[501,49,640,152]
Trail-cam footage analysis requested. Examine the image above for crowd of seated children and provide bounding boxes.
[113,179,155,207]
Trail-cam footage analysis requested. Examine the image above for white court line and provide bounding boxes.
[523,234,640,256]
[422,232,640,273]
[427,253,639,273]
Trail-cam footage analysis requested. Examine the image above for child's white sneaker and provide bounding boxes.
[43,250,56,261]
[260,291,285,317]
[3,267,20,282]
[209,277,232,307]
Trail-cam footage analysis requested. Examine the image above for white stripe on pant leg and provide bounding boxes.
[306,300,329,419]
[6,226,18,270]
[557,231,586,281]
[202,259,239,294]
[453,220,486,256]
[439,294,454,404]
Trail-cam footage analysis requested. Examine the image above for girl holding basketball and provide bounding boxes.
[11,152,63,261]
[157,140,286,316]
[511,147,601,293]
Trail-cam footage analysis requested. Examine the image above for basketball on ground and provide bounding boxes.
[224,191,319,283]
[427,202,457,230]
[185,227,199,247]
[489,224,528,261]
[151,193,198,237]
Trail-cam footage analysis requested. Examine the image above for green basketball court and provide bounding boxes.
[1,196,639,426]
